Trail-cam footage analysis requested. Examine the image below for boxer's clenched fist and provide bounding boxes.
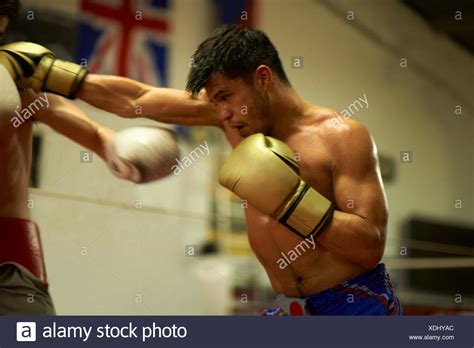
[105,126,180,184]
[219,134,334,239]
[0,41,87,99]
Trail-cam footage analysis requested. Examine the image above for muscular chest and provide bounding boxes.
[285,136,335,203]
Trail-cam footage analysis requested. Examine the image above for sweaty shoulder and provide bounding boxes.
[307,106,376,169]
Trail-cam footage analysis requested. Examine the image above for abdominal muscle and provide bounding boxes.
[245,205,365,297]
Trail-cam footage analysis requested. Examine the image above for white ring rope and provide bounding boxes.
[29,188,227,221]
[384,257,474,270]
[29,188,474,259]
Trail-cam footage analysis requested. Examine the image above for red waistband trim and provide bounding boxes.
[0,218,48,286]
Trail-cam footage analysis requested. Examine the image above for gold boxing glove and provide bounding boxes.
[219,134,334,239]
[0,42,87,99]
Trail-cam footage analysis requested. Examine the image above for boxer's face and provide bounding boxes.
[206,73,272,137]
[0,17,9,39]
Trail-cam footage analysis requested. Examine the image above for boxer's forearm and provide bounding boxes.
[78,74,221,127]
[77,74,148,118]
[34,94,113,159]
[317,211,385,270]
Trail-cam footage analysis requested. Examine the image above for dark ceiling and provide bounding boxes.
[402,0,474,54]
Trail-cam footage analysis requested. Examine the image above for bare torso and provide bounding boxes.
[0,119,33,220]
[225,106,366,297]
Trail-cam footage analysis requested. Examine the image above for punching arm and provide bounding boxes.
[77,74,220,126]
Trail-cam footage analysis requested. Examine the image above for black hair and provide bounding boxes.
[186,25,290,96]
[0,0,21,22]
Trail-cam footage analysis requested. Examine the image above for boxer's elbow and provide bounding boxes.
[361,227,385,270]
[106,88,145,118]
[120,88,154,118]
[362,248,384,270]
[116,98,139,118]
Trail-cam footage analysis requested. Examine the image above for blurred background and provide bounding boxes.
[4,0,473,315]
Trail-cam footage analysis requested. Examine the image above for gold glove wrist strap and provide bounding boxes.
[276,181,334,239]
[33,56,88,98]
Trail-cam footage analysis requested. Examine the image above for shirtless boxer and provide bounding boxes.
[4,25,401,315]
[0,0,178,314]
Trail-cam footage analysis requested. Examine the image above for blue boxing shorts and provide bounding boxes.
[262,264,402,316]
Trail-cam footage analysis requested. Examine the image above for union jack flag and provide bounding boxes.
[215,0,257,27]
[78,0,170,86]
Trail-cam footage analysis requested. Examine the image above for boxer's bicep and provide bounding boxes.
[334,167,388,232]
[332,122,388,233]
[311,122,388,267]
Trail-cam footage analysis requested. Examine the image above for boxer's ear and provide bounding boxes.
[254,65,273,89]
[198,88,210,101]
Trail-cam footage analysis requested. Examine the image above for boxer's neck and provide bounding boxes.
[267,85,310,141]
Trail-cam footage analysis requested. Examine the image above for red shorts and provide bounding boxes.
[0,218,48,287]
